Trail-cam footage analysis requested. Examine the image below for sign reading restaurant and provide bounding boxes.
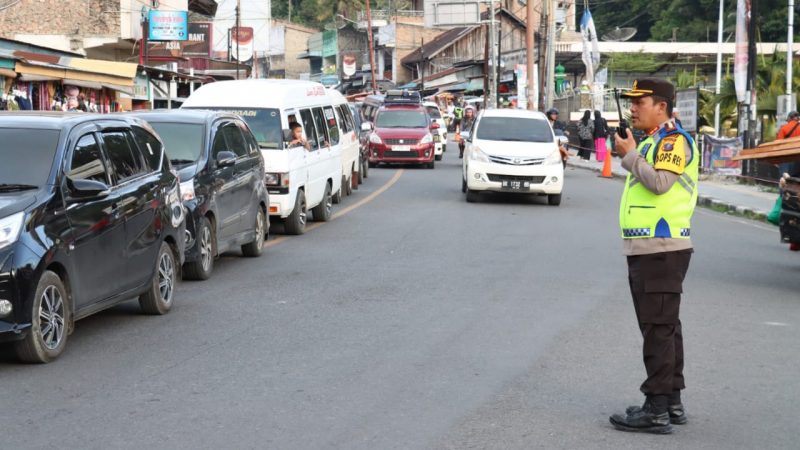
[148,10,189,41]
[148,22,212,58]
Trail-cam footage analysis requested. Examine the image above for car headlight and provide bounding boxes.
[469,147,490,163]
[369,133,383,144]
[0,212,24,251]
[264,172,280,186]
[420,133,433,144]
[545,149,563,165]
[179,179,195,202]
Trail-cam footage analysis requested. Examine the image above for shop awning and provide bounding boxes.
[0,68,15,78]
[15,61,136,87]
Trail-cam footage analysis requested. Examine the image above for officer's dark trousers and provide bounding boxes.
[627,249,692,396]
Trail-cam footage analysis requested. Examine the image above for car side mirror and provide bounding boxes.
[216,150,237,168]
[361,122,373,132]
[282,128,293,143]
[430,122,440,130]
[461,131,470,140]
[66,177,110,201]
[558,136,569,145]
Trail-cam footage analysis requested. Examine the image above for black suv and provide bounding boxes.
[0,112,186,363]
[129,110,269,280]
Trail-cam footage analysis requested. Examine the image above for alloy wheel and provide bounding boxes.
[158,251,175,306]
[39,285,65,350]
[255,210,265,248]
[200,226,212,271]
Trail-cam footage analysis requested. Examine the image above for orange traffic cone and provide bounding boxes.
[600,153,613,178]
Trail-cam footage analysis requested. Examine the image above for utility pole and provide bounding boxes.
[538,0,547,110]
[788,0,794,99]
[288,0,292,22]
[236,0,241,80]
[714,0,724,135]
[497,29,502,106]
[484,24,489,106]
[421,38,425,91]
[545,0,556,109]
[746,0,758,148]
[366,0,378,91]
[489,0,497,108]
[526,0,535,110]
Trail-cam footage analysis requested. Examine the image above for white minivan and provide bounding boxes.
[327,89,361,198]
[182,79,346,235]
[461,109,564,205]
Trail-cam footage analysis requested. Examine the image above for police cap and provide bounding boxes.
[621,77,675,101]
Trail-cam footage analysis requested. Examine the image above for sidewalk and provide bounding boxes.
[566,154,778,222]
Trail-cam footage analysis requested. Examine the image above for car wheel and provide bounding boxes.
[14,271,70,363]
[183,216,214,280]
[363,159,370,178]
[357,162,364,184]
[462,175,467,193]
[345,174,353,196]
[284,190,307,235]
[312,183,333,222]
[466,188,479,203]
[139,242,176,315]
[241,207,266,257]
[435,154,442,161]
[443,144,447,153]
[548,193,562,206]
[352,166,359,190]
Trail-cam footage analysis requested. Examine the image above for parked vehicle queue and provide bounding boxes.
[0,80,382,363]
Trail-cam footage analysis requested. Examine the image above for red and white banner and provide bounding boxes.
[734,0,750,103]
[230,26,254,63]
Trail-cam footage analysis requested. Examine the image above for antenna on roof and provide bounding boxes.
[601,27,637,42]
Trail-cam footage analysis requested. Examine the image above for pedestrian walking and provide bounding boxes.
[609,77,699,435]
[577,110,594,160]
[457,106,476,158]
[593,110,608,162]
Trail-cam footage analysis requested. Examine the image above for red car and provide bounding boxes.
[365,91,439,169]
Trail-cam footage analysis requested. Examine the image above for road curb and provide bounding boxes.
[566,159,770,223]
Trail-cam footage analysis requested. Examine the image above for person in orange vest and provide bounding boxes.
[777,111,800,139]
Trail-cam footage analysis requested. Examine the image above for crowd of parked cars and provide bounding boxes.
[0,80,566,363]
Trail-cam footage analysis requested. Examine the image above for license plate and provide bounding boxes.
[501,180,530,190]
[392,145,411,151]
[433,135,441,142]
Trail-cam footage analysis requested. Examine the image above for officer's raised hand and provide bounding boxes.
[614,128,636,157]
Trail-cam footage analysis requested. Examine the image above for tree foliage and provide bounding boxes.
[577,0,798,43]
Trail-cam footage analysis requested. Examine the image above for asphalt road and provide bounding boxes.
[2,140,799,450]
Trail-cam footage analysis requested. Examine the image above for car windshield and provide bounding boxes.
[148,122,204,163]
[475,117,553,142]
[0,128,60,188]
[186,107,282,149]
[426,106,442,119]
[376,110,427,128]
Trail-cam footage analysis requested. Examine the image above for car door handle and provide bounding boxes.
[110,204,122,220]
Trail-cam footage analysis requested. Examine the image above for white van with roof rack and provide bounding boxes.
[182,79,353,235]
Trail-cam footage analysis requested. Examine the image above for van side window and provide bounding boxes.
[323,106,340,145]
[336,105,350,133]
[131,126,163,171]
[299,109,319,150]
[69,134,109,184]
[102,130,144,183]
[237,121,260,155]
[312,107,330,148]
[343,106,356,131]
[221,123,248,157]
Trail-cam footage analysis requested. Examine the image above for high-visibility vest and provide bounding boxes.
[454,107,464,119]
[619,125,699,239]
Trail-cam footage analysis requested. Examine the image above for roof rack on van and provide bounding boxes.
[384,89,421,105]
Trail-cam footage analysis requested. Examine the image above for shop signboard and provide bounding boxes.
[322,31,337,58]
[148,22,212,58]
[148,10,189,41]
[343,54,357,78]
[230,26,254,62]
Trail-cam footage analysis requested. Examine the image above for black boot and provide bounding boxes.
[625,391,687,425]
[610,395,673,434]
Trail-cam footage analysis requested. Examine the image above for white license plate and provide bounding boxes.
[392,145,411,151]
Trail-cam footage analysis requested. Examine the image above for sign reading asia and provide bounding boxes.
[148,22,212,58]
[148,10,189,41]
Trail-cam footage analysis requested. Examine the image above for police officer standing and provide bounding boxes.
[609,78,699,434]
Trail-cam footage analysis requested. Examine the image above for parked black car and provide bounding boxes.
[129,110,269,280]
[0,112,185,363]
[348,102,369,183]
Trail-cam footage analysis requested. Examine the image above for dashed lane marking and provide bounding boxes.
[264,169,405,248]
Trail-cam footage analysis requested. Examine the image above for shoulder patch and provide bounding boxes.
[654,135,686,174]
